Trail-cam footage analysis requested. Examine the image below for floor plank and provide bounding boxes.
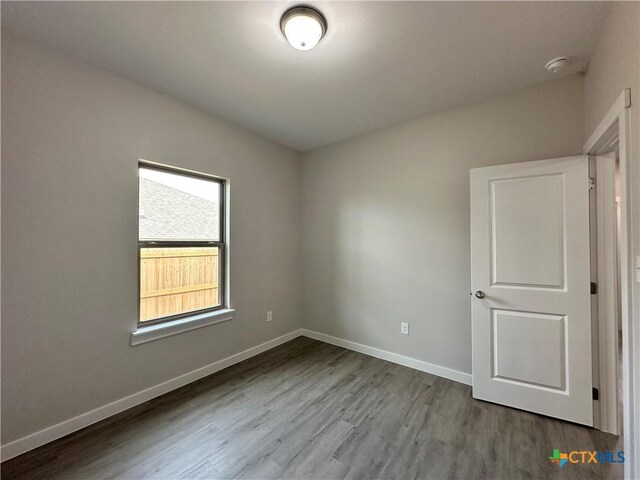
[1,337,623,479]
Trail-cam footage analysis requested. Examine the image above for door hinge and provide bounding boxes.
[592,387,599,400]
[589,177,596,190]
[590,282,597,294]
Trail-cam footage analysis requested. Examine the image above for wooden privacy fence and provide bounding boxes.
[139,247,219,322]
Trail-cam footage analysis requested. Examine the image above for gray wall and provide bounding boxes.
[3,15,617,448]
[1,31,301,444]
[584,1,639,306]
[300,75,585,375]
[585,2,639,141]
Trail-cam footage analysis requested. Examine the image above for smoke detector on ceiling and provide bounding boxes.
[545,56,569,73]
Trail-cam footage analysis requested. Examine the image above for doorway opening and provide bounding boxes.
[584,88,636,479]
[592,146,622,440]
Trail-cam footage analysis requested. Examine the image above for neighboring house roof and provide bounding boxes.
[139,177,219,241]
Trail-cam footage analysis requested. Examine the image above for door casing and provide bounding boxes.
[584,88,636,480]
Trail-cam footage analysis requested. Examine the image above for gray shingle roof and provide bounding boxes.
[139,177,219,241]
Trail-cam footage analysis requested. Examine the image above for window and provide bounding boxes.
[138,162,226,325]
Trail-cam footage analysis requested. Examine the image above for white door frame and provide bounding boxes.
[593,152,618,434]
[583,88,637,479]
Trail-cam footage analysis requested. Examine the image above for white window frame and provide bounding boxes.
[131,159,233,345]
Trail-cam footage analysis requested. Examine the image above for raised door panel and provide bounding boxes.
[491,174,565,290]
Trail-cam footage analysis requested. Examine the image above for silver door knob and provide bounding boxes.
[474,290,485,299]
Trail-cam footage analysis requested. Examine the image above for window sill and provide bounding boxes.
[130,308,235,346]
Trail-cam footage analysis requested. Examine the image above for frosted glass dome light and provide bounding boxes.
[280,6,327,51]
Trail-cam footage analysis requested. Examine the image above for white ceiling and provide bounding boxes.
[2,1,609,151]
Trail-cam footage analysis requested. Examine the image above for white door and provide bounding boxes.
[470,155,593,426]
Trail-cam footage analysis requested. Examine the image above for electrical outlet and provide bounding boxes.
[400,322,409,335]
[267,311,273,322]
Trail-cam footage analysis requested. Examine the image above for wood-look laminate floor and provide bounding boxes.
[2,337,622,480]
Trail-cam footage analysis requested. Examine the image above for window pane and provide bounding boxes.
[139,167,220,241]
[139,246,220,322]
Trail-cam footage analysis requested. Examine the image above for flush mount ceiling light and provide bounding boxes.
[280,6,327,51]
[545,56,569,73]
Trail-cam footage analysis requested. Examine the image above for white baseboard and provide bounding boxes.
[301,329,473,386]
[2,327,472,462]
[0,329,303,462]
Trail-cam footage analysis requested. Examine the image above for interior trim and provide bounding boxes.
[584,88,637,479]
[0,329,302,462]
[302,329,473,386]
[1,328,472,462]
[131,308,235,346]
[583,88,630,154]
